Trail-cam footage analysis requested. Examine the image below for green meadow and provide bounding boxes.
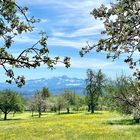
[0,111,140,140]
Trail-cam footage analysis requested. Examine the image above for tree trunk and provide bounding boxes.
[38,109,41,118]
[67,107,70,114]
[4,113,7,120]
[32,110,34,117]
[88,105,90,112]
[134,118,140,123]
[43,108,46,112]
[13,111,16,117]
[91,105,95,114]
[58,106,61,115]
[76,107,79,111]
[54,107,57,112]
[39,112,41,118]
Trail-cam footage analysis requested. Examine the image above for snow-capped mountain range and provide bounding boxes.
[0,75,85,97]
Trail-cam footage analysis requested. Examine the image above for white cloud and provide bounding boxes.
[55,57,113,69]
[19,0,107,9]
[52,24,104,38]
[13,34,91,50]
[66,83,81,86]
[51,31,65,37]
[40,19,48,23]
[18,0,108,46]
[48,37,89,49]
[14,35,37,43]
[70,59,112,69]
[19,0,107,31]
[67,24,104,38]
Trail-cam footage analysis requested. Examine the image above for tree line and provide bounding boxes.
[0,69,140,123]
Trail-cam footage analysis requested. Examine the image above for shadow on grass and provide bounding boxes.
[84,112,103,115]
[106,119,140,125]
[31,112,54,116]
[57,112,79,115]
[0,118,22,121]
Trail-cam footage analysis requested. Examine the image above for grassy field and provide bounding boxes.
[0,111,140,140]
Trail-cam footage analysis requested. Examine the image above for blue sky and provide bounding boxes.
[0,0,137,82]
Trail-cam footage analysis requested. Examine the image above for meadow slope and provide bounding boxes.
[0,111,140,140]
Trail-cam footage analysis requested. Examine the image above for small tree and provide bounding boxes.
[108,76,140,123]
[41,87,51,99]
[40,87,51,112]
[28,99,36,117]
[0,89,24,120]
[34,91,46,118]
[62,90,76,114]
[29,88,52,117]
[85,69,106,113]
[45,97,57,112]
[73,96,84,111]
[56,96,65,114]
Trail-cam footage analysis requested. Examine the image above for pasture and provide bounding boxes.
[0,111,140,140]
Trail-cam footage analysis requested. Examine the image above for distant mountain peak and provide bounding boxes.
[0,75,85,97]
[61,75,68,78]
